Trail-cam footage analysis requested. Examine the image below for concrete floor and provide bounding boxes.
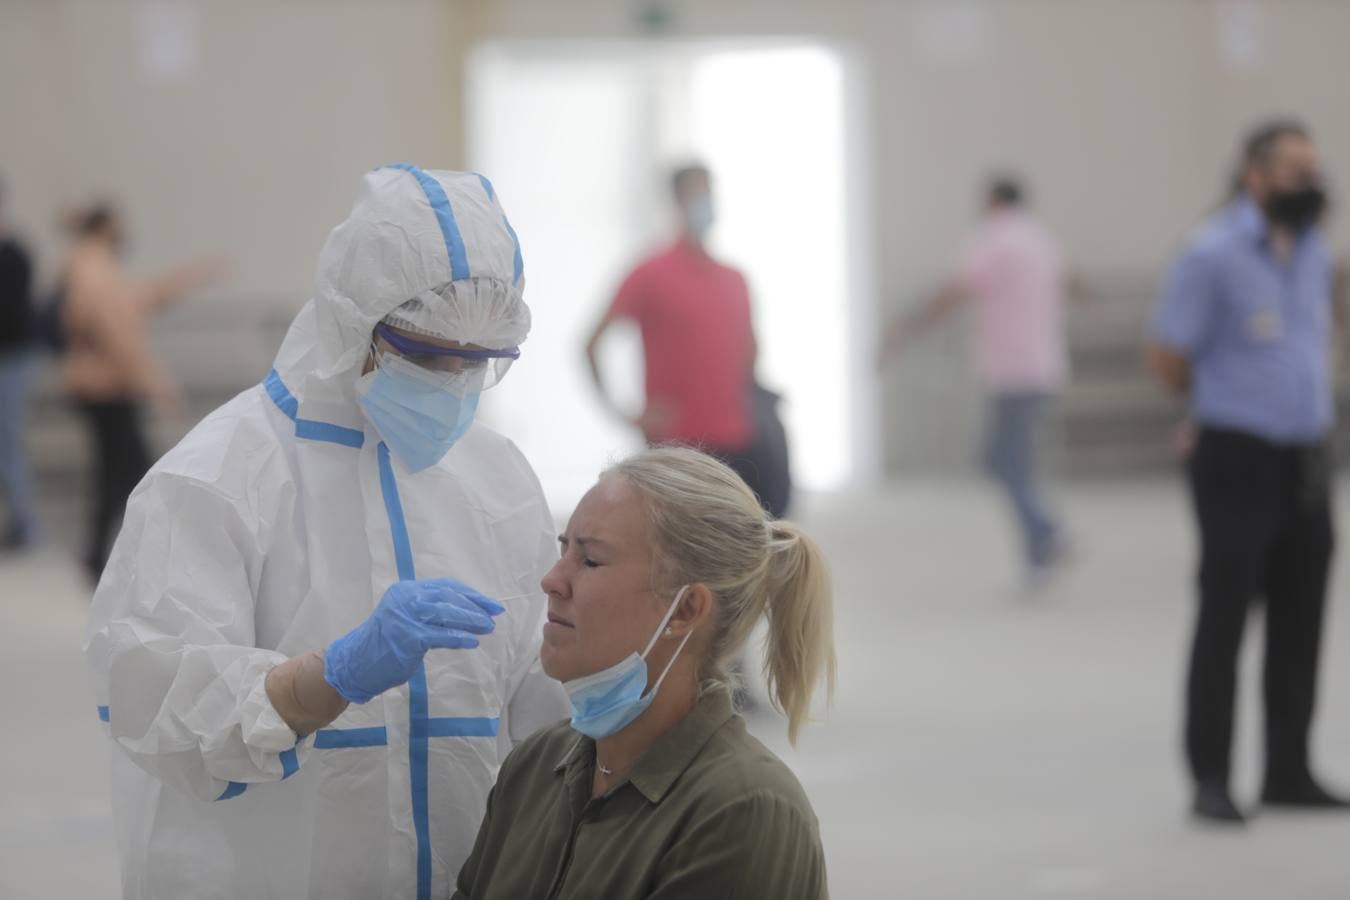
[4,477,1350,899]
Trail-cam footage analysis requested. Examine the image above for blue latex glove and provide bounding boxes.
[324,578,506,704]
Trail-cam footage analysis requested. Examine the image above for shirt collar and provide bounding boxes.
[555,735,588,775]
[1231,194,1269,246]
[552,688,737,804]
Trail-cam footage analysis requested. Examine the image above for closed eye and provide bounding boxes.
[559,535,605,568]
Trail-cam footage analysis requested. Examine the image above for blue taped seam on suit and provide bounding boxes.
[311,719,495,747]
[475,173,495,200]
[473,172,524,285]
[376,441,433,900]
[217,782,247,801]
[295,418,365,448]
[314,726,389,749]
[409,666,432,900]
[265,369,365,448]
[97,705,110,722]
[377,443,417,584]
[426,717,498,738]
[382,163,470,282]
[280,748,300,780]
[503,217,524,285]
[264,369,299,420]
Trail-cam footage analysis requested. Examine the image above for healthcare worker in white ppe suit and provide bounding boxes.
[84,164,568,900]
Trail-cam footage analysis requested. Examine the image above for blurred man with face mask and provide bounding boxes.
[1151,120,1346,824]
[585,164,790,519]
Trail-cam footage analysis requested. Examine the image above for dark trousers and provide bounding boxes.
[707,439,791,520]
[1185,427,1335,789]
[79,399,152,580]
[0,350,37,539]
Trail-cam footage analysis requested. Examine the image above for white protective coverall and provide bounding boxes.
[84,165,567,899]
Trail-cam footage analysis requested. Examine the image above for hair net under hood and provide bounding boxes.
[272,165,528,409]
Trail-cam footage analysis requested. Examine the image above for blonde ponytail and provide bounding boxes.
[607,447,836,745]
[764,523,836,744]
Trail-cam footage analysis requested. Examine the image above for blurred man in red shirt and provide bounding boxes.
[587,164,789,516]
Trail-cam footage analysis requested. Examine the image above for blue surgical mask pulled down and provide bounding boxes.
[358,351,482,472]
[564,586,693,739]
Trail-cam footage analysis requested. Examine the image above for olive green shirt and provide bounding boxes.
[453,688,828,900]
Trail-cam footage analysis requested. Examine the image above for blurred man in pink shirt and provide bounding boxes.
[881,176,1072,585]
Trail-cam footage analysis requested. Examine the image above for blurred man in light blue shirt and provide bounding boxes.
[1155,191,1334,442]
[1150,119,1345,824]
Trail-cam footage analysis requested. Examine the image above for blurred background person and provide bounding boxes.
[59,202,223,582]
[0,177,38,551]
[585,163,791,518]
[879,175,1073,589]
[1150,120,1347,824]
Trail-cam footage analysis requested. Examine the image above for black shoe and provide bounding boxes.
[1262,778,1350,810]
[1192,781,1246,824]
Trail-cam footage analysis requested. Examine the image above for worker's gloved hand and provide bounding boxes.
[324,578,505,704]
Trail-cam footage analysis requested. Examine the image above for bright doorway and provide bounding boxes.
[467,39,875,513]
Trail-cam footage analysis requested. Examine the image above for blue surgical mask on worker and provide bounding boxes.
[685,194,715,239]
[564,586,694,739]
[358,350,482,473]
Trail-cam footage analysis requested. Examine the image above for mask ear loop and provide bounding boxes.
[641,585,695,699]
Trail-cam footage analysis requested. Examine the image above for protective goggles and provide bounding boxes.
[372,322,519,390]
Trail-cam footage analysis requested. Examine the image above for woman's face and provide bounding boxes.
[540,475,671,683]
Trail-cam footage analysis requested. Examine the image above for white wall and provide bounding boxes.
[0,0,470,337]
[468,0,1350,473]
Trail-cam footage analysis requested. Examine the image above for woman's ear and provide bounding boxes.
[668,584,714,637]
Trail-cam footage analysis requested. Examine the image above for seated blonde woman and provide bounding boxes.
[454,446,835,899]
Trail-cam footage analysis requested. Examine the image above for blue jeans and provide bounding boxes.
[982,391,1057,568]
[0,350,38,540]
